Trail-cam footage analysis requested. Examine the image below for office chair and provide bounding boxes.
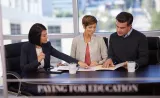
[103,37,108,48]
[5,42,32,96]
[147,37,160,65]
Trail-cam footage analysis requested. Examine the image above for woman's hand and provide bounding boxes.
[37,52,45,62]
[90,61,98,66]
[78,61,89,68]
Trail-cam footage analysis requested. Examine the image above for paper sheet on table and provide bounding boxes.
[57,66,69,70]
[93,62,125,70]
[57,62,124,71]
[78,67,95,71]
[57,66,95,71]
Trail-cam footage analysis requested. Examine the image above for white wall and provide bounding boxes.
[61,19,73,55]
[0,52,2,77]
[2,19,10,35]
[1,0,10,7]
[155,0,160,12]
[2,19,11,44]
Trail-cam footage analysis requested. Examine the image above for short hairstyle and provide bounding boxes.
[116,12,133,26]
[28,23,47,46]
[82,15,97,28]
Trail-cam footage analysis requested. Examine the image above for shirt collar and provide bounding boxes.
[80,34,96,41]
[123,28,133,38]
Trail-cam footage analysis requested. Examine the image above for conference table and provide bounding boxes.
[22,65,160,96]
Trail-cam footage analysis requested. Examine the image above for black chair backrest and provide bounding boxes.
[103,37,108,49]
[147,37,160,65]
[5,42,27,75]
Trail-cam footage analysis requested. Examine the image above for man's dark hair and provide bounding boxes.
[28,23,47,46]
[116,12,133,26]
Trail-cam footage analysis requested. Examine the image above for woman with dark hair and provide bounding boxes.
[20,23,88,73]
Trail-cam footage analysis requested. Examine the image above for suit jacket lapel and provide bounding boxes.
[29,43,37,60]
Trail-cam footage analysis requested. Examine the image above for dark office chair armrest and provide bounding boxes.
[7,71,21,79]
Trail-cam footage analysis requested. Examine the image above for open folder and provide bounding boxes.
[57,62,125,71]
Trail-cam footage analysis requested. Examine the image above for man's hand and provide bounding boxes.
[78,61,89,68]
[102,59,114,68]
[90,61,98,66]
[123,61,128,69]
[37,52,45,62]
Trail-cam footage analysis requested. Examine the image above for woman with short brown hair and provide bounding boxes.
[71,15,108,66]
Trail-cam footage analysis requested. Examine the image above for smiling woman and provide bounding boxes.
[71,15,108,67]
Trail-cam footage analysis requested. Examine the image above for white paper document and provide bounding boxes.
[57,66,69,70]
[78,67,95,71]
[56,62,124,71]
[57,66,95,71]
[114,62,124,69]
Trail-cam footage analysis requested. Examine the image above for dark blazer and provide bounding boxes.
[20,41,78,72]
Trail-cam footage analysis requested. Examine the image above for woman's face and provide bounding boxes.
[84,23,96,36]
[40,30,48,44]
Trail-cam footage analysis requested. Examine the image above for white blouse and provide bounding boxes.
[36,47,44,69]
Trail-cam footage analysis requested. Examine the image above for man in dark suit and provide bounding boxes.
[103,12,148,68]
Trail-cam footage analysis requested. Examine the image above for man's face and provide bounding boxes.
[116,21,132,36]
